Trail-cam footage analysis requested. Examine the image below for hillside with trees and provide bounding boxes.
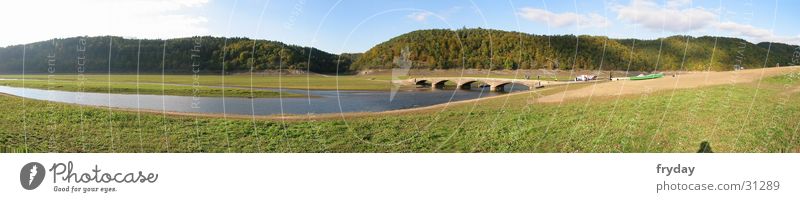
[0,36,348,74]
[351,28,798,71]
[0,29,797,74]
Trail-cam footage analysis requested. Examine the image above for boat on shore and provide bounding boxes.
[629,73,664,80]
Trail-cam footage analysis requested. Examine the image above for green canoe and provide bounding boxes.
[629,73,664,80]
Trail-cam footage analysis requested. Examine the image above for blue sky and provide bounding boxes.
[1,0,798,53]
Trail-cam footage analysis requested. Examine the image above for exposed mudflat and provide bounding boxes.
[536,67,800,103]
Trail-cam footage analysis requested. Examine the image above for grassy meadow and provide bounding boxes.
[1,72,799,153]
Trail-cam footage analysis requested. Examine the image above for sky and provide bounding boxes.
[0,0,798,53]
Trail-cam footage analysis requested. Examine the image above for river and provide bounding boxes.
[0,84,529,115]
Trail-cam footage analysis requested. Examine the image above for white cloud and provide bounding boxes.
[716,22,800,45]
[613,0,799,45]
[716,22,771,39]
[406,7,461,23]
[407,11,433,22]
[517,7,610,29]
[666,0,692,9]
[614,0,716,32]
[0,0,209,47]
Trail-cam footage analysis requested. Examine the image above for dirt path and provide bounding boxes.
[536,67,800,103]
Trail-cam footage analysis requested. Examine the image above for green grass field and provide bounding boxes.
[1,72,798,153]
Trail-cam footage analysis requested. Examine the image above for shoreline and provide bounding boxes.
[0,86,547,121]
[2,67,797,121]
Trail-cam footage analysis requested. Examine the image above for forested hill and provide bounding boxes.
[351,28,798,71]
[1,29,797,74]
[0,36,350,74]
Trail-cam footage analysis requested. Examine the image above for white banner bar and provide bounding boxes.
[1,154,797,201]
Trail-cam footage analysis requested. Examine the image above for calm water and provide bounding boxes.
[0,85,528,115]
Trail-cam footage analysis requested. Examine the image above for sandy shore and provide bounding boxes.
[536,66,800,103]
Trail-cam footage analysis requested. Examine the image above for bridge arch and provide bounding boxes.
[492,82,532,92]
[409,77,547,91]
[414,79,430,86]
[432,80,450,88]
[456,80,487,90]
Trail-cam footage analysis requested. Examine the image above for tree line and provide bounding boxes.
[351,28,798,71]
[0,29,797,74]
[0,36,350,74]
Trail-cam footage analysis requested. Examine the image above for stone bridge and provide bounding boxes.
[396,77,565,92]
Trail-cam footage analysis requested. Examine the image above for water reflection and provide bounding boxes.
[0,85,521,115]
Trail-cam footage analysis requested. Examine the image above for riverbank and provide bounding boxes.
[17,67,790,121]
[0,68,709,93]
[25,83,580,122]
[0,74,395,91]
[537,66,800,102]
[0,79,306,98]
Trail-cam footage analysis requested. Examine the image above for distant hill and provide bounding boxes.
[0,29,797,74]
[351,28,798,71]
[0,36,349,74]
